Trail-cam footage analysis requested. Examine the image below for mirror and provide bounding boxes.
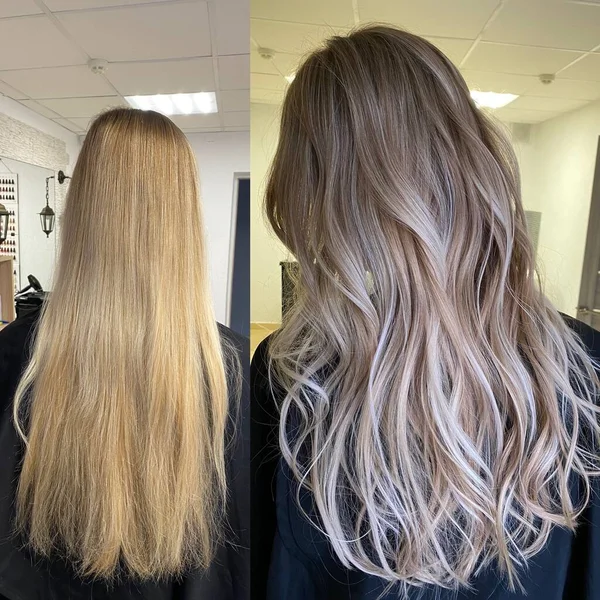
[0,157,56,292]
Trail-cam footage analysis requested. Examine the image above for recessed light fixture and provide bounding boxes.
[125,92,218,115]
[470,90,518,109]
[285,73,295,83]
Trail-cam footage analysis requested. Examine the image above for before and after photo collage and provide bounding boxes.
[1,1,600,599]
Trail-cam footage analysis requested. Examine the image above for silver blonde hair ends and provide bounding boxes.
[12,108,231,580]
[266,26,600,590]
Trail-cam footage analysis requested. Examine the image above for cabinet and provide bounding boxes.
[0,255,15,328]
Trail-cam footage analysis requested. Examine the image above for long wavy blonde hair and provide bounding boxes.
[266,26,600,591]
[12,108,231,581]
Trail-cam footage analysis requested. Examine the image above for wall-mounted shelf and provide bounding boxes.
[0,255,15,326]
[0,173,19,292]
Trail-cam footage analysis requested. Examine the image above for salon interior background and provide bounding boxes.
[251,0,600,327]
[0,0,249,325]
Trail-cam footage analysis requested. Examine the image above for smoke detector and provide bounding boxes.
[539,73,555,85]
[257,47,275,60]
[88,58,108,75]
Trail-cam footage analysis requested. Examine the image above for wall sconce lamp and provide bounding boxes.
[41,170,70,237]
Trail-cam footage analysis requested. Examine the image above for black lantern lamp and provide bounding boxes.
[0,202,9,244]
[41,170,70,237]
[40,204,55,238]
[40,177,55,238]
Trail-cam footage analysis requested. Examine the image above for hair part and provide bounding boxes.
[266,25,600,591]
[13,108,232,581]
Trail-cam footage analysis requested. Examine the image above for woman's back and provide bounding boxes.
[252,316,600,599]
[0,308,250,600]
[252,25,600,600]
[0,108,250,599]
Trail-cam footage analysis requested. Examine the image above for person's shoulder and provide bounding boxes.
[216,324,249,427]
[0,309,41,373]
[0,309,40,343]
[561,313,600,362]
[250,333,279,412]
[217,323,249,364]
[251,334,273,375]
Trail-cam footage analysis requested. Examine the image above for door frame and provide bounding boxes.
[225,171,250,329]
[576,136,600,325]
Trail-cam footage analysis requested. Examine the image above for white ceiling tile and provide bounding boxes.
[0,65,115,99]
[60,116,93,130]
[0,15,86,70]
[18,100,63,119]
[425,37,474,66]
[43,0,170,9]
[57,3,212,62]
[247,0,600,122]
[221,89,249,112]
[0,80,28,100]
[493,107,560,123]
[53,118,85,134]
[38,96,124,117]
[251,18,350,55]
[182,127,223,133]
[461,69,536,94]
[250,87,284,104]
[218,55,250,89]
[560,53,600,81]
[0,0,43,18]
[462,42,583,75]
[270,53,302,78]
[251,73,286,91]
[224,126,249,131]
[169,113,222,129]
[251,49,281,75]
[357,0,500,38]
[222,111,249,127]
[522,77,600,100]
[483,0,600,52]
[106,58,215,95]
[463,69,600,101]
[252,0,356,26]
[215,0,249,56]
[508,95,587,112]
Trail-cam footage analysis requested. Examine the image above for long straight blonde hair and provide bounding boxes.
[12,108,231,581]
[266,26,600,591]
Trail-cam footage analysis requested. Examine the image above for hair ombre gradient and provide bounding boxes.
[12,108,233,581]
[265,26,600,591]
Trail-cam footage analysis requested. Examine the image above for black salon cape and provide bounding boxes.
[0,308,250,600]
[251,316,600,600]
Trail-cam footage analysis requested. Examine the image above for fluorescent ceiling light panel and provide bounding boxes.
[285,73,295,83]
[470,90,518,109]
[125,92,218,115]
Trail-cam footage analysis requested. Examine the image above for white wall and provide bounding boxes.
[512,100,600,316]
[0,101,248,324]
[250,98,600,323]
[186,131,250,325]
[0,96,81,173]
[0,96,80,293]
[0,158,55,291]
[250,102,289,324]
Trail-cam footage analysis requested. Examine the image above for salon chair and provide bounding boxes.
[15,275,48,319]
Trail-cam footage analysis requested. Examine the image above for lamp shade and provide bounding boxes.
[0,203,9,244]
[39,204,55,237]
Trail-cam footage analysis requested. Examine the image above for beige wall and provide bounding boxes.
[187,132,250,325]
[514,99,600,317]
[251,96,600,322]
[251,102,289,323]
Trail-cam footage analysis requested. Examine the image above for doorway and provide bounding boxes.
[228,175,250,338]
[576,137,600,329]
